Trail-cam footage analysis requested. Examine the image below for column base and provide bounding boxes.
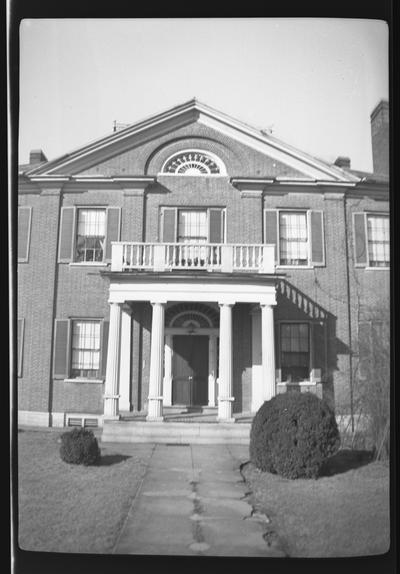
[217,417,236,424]
[146,416,164,422]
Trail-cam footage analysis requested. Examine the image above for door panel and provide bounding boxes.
[172,335,209,406]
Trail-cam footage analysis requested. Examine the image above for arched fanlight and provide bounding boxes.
[161,150,226,175]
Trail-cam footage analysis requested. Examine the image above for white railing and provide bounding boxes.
[111,242,275,274]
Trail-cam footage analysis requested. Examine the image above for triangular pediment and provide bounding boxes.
[23,99,359,182]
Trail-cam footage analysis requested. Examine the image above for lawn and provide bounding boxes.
[242,450,390,557]
[17,428,154,553]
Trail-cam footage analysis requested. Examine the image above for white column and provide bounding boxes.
[119,305,132,412]
[261,304,276,401]
[147,302,166,421]
[217,303,235,422]
[104,302,122,419]
[163,334,173,407]
[251,306,263,412]
[208,334,217,407]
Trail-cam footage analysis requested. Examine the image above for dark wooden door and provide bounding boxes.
[172,335,209,406]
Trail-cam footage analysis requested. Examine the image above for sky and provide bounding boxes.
[18,18,389,172]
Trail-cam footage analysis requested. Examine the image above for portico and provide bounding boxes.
[102,272,277,423]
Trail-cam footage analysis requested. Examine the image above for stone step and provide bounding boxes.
[101,421,251,445]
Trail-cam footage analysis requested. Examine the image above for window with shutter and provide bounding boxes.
[18,207,32,262]
[280,323,311,382]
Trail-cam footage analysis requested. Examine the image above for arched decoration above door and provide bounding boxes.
[165,303,220,328]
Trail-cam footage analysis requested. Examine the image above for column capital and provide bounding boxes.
[150,300,168,306]
[218,301,235,308]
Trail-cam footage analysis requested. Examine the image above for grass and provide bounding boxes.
[17,428,154,553]
[242,449,390,557]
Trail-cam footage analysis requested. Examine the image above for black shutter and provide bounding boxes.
[17,318,24,377]
[58,207,76,262]
[264,209,278,262]
[162,208,177,242]
[310,210,325,266]
[53,319,70,378]
[101,320,109,378]
[353,213,367,267]
[105,207,121,261]
[18,207,32,262]
[209,209,224,243]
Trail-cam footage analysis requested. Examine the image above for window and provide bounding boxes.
[178,210,208,243]
[75,209,106,263]
[279,211,308,266]
[58,206,121,264]
[18,207,32,262]
[367,214,389,267]
[71,320,101,379]
[161,150,226,175]
[264,209,325,267]
[161,207,225,244]
[280,323,310,382]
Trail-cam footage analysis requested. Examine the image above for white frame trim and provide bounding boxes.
[365,212,390,270]
[160,206,227,244]
[68,317,106,382]
[160,148,227,176]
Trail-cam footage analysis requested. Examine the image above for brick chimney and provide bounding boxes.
[29,149,48,165]
[334,156,351,169]
[370,100,389,176]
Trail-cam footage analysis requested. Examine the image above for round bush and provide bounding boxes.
[60,428,101,466]
[250,392,340,479]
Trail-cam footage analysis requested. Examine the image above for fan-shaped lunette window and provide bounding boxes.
[161,150,226,175]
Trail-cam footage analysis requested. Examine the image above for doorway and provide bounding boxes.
[172,335,209,406]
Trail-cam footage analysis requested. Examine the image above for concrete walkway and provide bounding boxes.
[112,443,285,557]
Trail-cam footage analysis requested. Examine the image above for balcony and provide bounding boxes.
[111,242,275,274]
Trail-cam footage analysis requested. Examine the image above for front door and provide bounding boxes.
[172,335,209,406]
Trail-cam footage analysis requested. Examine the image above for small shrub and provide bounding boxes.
[250,392,340,479]
[60,428,101,466]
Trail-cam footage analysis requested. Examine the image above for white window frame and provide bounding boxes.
[66,317,105,383]
[277,209,312,268]
[365,212,390,270]
[73,207,107,265]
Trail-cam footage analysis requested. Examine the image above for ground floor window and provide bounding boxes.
[71,320,101,379]
[280,322,310,382]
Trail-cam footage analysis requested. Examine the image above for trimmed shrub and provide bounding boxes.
[250,392,340,479]
[60,428,101,466]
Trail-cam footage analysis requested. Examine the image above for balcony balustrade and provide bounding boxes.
[111,242,275,274]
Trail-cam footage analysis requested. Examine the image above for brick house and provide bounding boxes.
[17,99,389,438]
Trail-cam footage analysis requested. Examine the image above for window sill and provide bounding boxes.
[276,265,315,270]
[69,262,109,267]
[277,381,319,386]
[64,378,104,384]
[365,266,390,271]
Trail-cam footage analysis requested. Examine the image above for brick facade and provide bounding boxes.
[17,99,389,426]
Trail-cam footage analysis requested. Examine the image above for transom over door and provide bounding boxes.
[172,335,209,406]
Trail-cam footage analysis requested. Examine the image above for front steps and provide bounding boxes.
[101,420,251,445]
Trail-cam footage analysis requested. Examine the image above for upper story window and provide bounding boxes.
[279,211,308,266]
[353,212,389,269]
[76,209,106,263]
[161,149,226,176]
[367,214,389,267]
[264,209,325,268]
[160,207,226,244]
[58,206,121,264]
